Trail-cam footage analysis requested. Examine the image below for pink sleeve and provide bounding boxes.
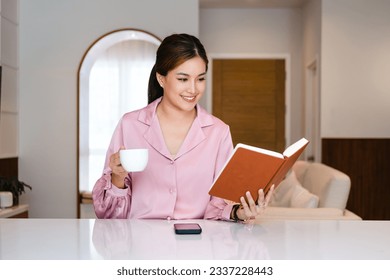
[204,197,234,221]
[204,126,235,221]
[92,168,132,219]
[92,118,132,219]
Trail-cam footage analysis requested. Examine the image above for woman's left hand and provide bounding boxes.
[236,185,275,221]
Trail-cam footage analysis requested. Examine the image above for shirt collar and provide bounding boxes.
[139,97,215,159]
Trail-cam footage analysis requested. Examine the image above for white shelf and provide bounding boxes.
[0,204,28,218]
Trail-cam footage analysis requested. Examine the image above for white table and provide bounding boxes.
[0,219,389,260]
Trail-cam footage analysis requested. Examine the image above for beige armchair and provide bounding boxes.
[259,161,361,220]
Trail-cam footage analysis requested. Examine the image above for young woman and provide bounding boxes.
[92,33,273,221]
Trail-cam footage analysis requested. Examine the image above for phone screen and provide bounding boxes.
[174,223,202,234]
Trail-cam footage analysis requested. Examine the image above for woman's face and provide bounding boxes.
[157,56,206,112]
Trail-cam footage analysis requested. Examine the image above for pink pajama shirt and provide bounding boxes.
[92,98,234,220]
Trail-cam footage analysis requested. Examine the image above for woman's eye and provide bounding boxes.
[178,78,188,82]
[198,77,206,81]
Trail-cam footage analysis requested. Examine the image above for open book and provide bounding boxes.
[209,138,309,203]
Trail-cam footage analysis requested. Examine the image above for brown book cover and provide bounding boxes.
[209,138,309,203]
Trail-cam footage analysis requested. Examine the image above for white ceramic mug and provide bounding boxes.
[119,148,149,172]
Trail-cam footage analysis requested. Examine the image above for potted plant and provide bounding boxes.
[0,176,32,206]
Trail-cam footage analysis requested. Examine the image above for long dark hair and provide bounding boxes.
[148,33,209,104]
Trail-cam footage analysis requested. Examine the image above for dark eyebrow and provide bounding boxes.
[176,72,207,77]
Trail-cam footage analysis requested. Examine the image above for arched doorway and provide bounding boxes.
[77,29,160,218]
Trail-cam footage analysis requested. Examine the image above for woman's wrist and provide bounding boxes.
[111,173,125,189]
[231,204,257,222]
[231,204,242,221]
[236,207,247,221]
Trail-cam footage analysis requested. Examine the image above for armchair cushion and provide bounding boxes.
[263,161,361,220]
[270,170,319,208]
[292,161,351,209]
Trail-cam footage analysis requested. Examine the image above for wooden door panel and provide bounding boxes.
[212,59,285,151]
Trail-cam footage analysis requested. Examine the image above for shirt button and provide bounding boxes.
[170,160,174,164]
[167,216,171,221]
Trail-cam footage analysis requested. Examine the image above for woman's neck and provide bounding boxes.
[156,100,197,157]
[157,99,197,122]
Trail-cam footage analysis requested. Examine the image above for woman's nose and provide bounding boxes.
[188,80,196,93]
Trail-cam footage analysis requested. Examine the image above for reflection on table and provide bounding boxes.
[92,219,269,259]
[1,219,390,259]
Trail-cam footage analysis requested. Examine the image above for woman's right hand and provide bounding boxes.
[109,147,128,189]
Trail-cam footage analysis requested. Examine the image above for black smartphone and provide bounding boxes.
[174,223,202,235]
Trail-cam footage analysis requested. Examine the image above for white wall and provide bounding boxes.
[199,8,304,144]
[321,0,390,137]
[301,0,322,161]
[19,0,199,218]
[0,0,19,158]
[302,0,321,64]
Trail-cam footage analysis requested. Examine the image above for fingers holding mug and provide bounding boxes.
[109,147,126,173]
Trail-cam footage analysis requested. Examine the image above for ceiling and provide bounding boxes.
[199,0,308,9]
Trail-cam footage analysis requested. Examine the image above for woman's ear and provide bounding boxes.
[156,73,164,88]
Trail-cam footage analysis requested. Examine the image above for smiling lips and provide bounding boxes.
[181,95,197,102]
